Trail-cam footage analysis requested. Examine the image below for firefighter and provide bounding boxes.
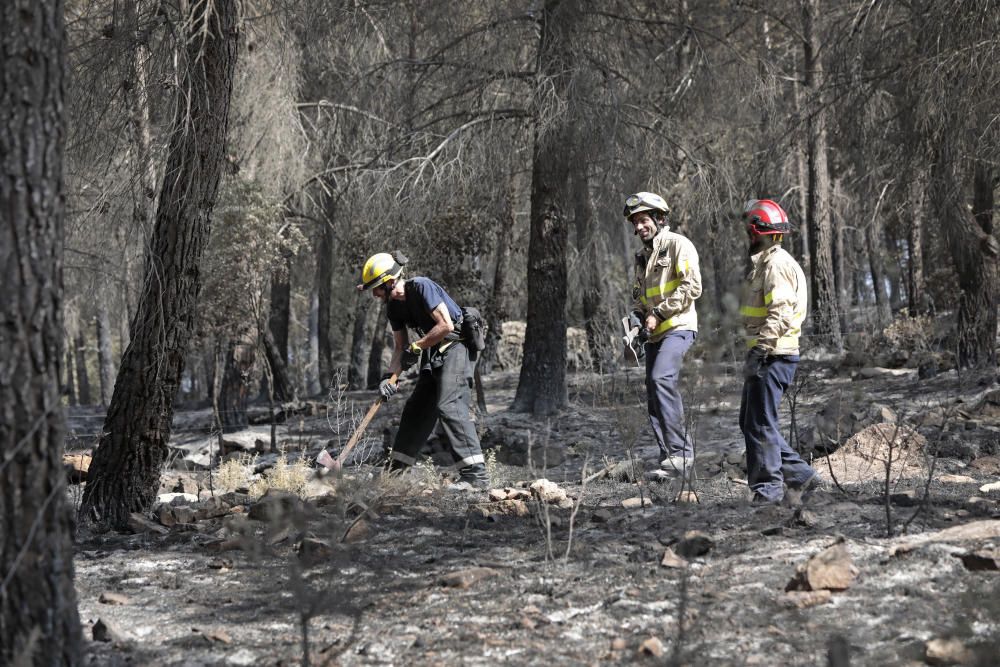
[358,252,489,490]
[625,192,702,477]
[738,199,818,504]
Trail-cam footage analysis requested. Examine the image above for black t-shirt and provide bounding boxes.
[387,277,462,335]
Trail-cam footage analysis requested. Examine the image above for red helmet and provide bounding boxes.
[743,199,790,235]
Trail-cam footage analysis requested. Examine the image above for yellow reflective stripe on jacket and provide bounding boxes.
[764,291,774,305]
[652,317,677,337]
[640,278,681,307]
[740,305,768,317]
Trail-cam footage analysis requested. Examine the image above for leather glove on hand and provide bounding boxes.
[743,346,768,380]
[627,310,644,331]
[378,373,398,400]
[400,342,421,371]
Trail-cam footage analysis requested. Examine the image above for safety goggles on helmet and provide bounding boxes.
[623,192,670,219]
[742,199,791,235]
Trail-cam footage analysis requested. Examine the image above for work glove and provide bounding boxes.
[400,342,421,371]
[743,346,768,380]
[627,310,644,331]
[378,373,398,400]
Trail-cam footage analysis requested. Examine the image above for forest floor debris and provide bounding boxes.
[70,363,1000,665]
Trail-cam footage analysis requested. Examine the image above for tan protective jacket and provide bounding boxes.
[631,227,702,343]
[740,244,807,355]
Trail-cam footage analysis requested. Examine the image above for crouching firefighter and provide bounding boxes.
[738,199,818,504]
[624,192,702,478]
[358,252,490,490]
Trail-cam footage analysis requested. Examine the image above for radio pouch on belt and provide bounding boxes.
[460,306,487,360]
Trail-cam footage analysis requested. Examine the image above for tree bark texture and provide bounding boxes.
[480,195,515,375]
[571,155,609,371]
[907,175,927,314]
[74,329,92,405]
[96,301,116,407]
[261,326,293,403]
[367,303,387,390]
[220,337,254,433]
[932,149,999,368]
[64,348,76,406]
[800,0,843,351]
[0,0,83,661]
[512,0,576,414]
[81,0,239,528]
[316,216,335,392]
[865,204,892,326]
[347,291,373,390]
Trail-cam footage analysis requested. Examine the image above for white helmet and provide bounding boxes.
[623,192,670,219]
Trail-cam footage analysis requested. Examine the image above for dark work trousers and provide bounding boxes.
[388,343,485,471]
[645,330,696,460]
[739,354,816,502]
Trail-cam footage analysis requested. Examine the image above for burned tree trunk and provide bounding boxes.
[800,0,842,351]
[262,252,293,401]
[96,301,116,407]
[220,336,254,433]
[347,291,373,390]
[512,0,576,415]
[933,152,999,368]
[261,326,293,402]
[0,0,83,660]
[74,329,92,405]
[907,175,928,315]
[81,0,239,529]
[366,302,388,390]
[480,195,515,375]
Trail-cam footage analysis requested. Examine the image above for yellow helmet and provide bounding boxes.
[359,252,403,290]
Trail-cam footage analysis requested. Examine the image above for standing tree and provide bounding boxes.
[0,0,83,661]
[81,0,240,528]
[511,0,578,415]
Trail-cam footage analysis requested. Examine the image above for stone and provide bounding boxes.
[890,490,921,507]
[779,590,832,608]
[529,479,572,507]
[638,637,665,658]
[591,508,613,523]
[795,509,821,528]
[891,520,1000,555]
[957,548,1000,571]
[786,541,858,592]
[488,489,507,502]
[128,513,169,535]
[675,490,699,504]
[938,474,977,484]
[660,547,688,569]
[157,492,199,505]
[172,506,196,524]
[969,456,1000,476]
[676,530,714,558]
[924,637,975,666]
[195,497,233,521]
[478,499,530,518]
[98,592,130,606]
[298,537,334,566]
[92,618,126,643]
[248,489,302,521]
[622,496,653,509]
[204,628,233,645]
[63,453,92,483]
[610,637,628,651]
[439,567,500,589]
[979,481,1000,493]
[343,519,370,543]
[158,505,177,527]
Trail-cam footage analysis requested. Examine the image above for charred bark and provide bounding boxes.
[800,0,842,351]
[367,302,388,389]
[261,326,293,403]
[480,196,514,375]
[933,152,999,368]
[96,301,116,407]
[316,216,335,392]
[0,0,83,660]
[263,253,293,401]
[74,330,92,405]
[907,175,927,315]
[347,291,374,390]
[512,0,576,415]
[81,0,239,529]
[220,337,254,433]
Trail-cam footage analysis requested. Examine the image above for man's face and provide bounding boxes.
[630,212,658,242]
[747,227,771,255]
[372,283,389,302]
